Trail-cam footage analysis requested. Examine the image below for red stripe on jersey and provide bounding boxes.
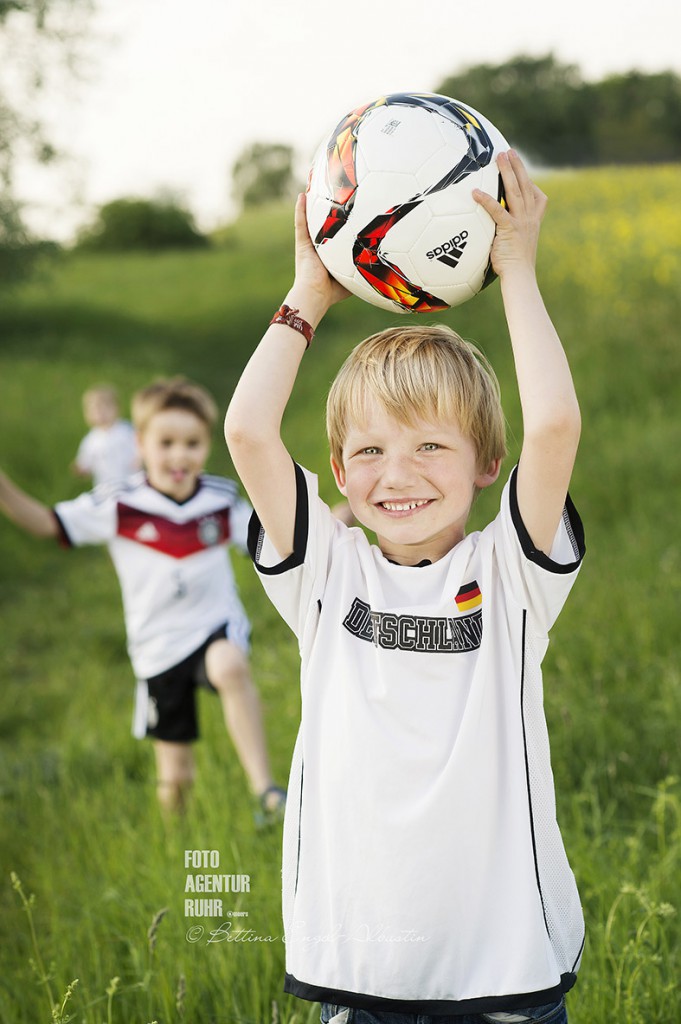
[117,503,231,559]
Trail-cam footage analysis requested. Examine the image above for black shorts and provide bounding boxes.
[132,624,232,743]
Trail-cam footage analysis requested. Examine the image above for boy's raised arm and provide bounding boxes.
[474,151,581,557]
[224,195,348,561]
[0,469,59,538]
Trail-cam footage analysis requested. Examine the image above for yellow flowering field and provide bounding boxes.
[538,164,680,311]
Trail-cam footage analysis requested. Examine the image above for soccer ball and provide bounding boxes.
[305,92,509,313]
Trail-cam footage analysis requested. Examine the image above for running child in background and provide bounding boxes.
[225,152,584,1020]
[72,383,140,487]
[1,376,285,820]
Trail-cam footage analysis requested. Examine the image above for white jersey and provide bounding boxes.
[249,463,586,1014]
[54,473,252,679]
[74,420,139,487]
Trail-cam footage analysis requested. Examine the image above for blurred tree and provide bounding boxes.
[437,55,595,166]
[231,142,296,209]
[590,71,681,164]
[436,55,681,166]
[76,197,208,251]
[0,0,89,286]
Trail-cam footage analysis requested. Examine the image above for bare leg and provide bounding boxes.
[204,639,276,799]
[153,740,196,813]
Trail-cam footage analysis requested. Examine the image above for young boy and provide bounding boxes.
[225,151,584,1020]
[72,384,140,487]
[0,376,285,818]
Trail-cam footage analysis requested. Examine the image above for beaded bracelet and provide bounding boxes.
[269,304,314,349]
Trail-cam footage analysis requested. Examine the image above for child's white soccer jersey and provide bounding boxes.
[249,464,586,1015]
[54,473,251,679]
[74,419,139,487]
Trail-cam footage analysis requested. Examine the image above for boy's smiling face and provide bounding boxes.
[331,396,500,565]
[137,408,211,502]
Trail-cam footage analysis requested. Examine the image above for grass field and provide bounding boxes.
[1,165,680,1023]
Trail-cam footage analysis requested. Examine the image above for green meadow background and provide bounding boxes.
[1,165,680,1023]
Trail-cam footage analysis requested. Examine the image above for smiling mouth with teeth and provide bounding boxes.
[379,499,431,512]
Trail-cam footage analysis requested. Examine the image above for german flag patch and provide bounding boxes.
[455,581,482,612]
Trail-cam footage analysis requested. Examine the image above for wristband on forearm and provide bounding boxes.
[269,304,315,349]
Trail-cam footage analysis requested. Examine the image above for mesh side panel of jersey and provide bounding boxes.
[524,634,585,975]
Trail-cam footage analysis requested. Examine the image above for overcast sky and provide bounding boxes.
[17,0,681,239]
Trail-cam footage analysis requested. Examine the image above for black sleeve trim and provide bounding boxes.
[52,509,73,549]
[246,461,309,576]
[509,465,585,574]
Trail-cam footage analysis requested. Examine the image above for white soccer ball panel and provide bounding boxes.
[315,228,356,281]
[356,105,450,177]
[351,171,423,225]
[305,190,330,240]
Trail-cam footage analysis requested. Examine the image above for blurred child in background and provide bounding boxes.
[1,376,285,820]
[72,384,140,487]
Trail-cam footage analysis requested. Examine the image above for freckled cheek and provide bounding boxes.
[346,468,379,504]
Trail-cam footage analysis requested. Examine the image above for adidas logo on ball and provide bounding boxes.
[426,231,469,269]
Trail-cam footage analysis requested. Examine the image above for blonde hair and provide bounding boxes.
[326,324,507,470]
[83,384,119,407]
[131,377,218,434]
